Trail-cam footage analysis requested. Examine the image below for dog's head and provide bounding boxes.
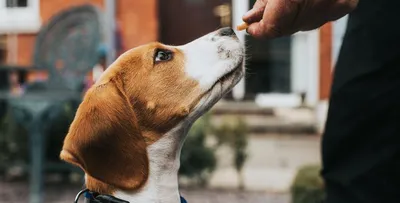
[60,28,244,192]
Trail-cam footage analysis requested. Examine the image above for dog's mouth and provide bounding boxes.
[206,63,243,96]
[187,62,244,119]
[219,67,238,83]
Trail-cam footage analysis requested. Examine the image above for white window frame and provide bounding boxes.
[332,15,349,68]
[0,0,41,34]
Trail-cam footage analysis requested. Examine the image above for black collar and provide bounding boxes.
[75,188,188,203]
[74,189,129,203]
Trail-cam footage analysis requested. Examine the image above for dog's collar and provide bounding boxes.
[75,188,188,203]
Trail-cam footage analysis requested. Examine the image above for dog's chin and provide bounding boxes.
[207,62,244,98]
[186,62,244,123]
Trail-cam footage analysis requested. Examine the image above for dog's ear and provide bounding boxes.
[60,77,148,191]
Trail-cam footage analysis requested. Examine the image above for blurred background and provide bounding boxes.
[0,0,348,202]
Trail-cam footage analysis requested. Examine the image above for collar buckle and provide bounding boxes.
[74,188,89,203]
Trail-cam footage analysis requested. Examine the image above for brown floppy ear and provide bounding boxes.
[60,78,148,191]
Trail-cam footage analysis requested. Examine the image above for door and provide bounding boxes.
[158,0,232,45]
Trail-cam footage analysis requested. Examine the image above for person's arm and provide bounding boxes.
[241,0,359,38]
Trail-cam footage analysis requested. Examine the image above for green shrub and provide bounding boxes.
[179,113,216,187]
[291,164,325,203]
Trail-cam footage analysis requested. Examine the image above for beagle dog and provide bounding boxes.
[60,27,244,203]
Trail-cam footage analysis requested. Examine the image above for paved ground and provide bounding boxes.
[0,181,290,203]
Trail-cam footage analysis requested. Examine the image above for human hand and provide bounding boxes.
[241,0,359,38]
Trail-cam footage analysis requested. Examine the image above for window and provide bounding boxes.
[0,0,41,33]
[6,0,28,7]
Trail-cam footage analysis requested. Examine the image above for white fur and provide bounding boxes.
[113,29,245,203]
[180,29,244,91]
[115,125,187,203]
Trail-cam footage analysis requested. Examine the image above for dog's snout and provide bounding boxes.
[218,27,236,37]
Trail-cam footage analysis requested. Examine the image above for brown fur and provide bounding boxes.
[60,43,202,194]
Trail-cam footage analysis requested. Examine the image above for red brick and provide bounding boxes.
[319,22,333,100]
[117,0,158,50]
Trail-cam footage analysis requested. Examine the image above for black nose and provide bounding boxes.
[219,27,235,37]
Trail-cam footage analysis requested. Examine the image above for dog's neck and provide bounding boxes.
[113,125,188,203]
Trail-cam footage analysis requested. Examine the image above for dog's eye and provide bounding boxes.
[155,49,173,62]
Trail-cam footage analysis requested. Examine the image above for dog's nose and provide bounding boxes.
[219,27,236,37]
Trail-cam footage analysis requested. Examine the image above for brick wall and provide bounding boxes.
[15,0,158,66]
[319,22,333,100]
[117,0,158,50]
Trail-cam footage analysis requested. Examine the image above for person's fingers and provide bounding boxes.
[252,0,268,11]
[246,20,281,38]
[242,0,267,23]
[247,0,301,38]
[242,6,265,24]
